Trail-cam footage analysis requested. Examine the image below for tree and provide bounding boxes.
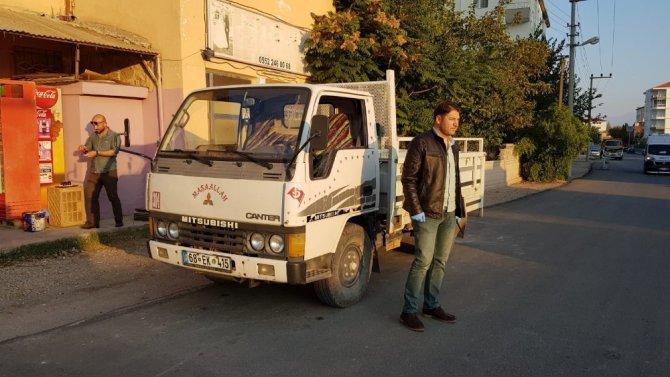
[516,106,589,181]
[305,0,414,83]
[608,125,628,140]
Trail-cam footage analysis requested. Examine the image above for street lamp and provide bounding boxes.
[568,36,599,114]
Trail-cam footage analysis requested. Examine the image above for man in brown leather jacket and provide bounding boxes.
[399,100,466,332]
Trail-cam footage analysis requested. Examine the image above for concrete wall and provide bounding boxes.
[484,143,522,189]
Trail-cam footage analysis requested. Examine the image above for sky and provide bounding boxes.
[544,0,670,126]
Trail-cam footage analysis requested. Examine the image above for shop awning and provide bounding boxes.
[0,7,157,55]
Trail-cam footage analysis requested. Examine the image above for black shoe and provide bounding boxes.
[115,222,124,227]
[422,306,456,323]
[80,223,99,229]
[400,312,425,332]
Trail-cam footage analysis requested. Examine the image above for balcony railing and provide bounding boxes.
[505,1,531,24]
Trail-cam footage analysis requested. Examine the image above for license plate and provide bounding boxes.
[181,250,233,272]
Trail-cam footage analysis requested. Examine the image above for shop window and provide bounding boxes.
[207,72,252,87]
[13,47,64,75]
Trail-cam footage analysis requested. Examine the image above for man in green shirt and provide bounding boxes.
[78,114,123,229]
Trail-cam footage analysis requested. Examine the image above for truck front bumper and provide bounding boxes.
[148,240,306,284]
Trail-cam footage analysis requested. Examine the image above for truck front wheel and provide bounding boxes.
[314,223,373,308]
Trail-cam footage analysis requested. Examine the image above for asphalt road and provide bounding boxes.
[1,154,669,377]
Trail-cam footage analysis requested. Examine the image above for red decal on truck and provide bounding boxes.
[151,191,160,209]
[287,187,304,204]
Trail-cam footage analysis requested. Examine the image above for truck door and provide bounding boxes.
[298,95,378,257]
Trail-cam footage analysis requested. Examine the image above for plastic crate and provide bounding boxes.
[47,185,86,227]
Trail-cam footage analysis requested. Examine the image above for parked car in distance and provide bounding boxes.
[589,145,602,159]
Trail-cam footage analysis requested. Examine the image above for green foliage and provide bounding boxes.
[516,106,589,182]
[607,125,628,141]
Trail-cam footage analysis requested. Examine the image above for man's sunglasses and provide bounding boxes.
[91,121,105,126]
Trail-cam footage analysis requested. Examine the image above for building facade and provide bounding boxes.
[0,0,333,220]
[643,81,670,136]
[454,0,550,39]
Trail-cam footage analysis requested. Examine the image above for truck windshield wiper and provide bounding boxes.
[172,149,213,167]
[229,150,273,170]
[285,133,323,175]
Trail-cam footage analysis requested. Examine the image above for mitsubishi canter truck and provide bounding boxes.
[146,71,485,307]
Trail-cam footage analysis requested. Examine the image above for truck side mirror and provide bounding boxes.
[310,115,329,151]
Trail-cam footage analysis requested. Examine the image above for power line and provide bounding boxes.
[596,0,602,71]
[551,13,571,27]
[547,0,572,20]
[610,0,616,72]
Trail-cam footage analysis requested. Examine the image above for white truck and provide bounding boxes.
[644,134,670,174]
[146,70,485,307]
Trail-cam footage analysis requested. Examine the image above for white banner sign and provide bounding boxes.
[207,0,309,75]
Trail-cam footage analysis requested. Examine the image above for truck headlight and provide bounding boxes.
[268,234,284,254]
[168,222,180,239]
[250,233,265,251]
[156,220,168,237]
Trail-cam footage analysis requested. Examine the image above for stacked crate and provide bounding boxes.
[47,185,86,227]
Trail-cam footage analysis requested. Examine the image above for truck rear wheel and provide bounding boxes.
[314,223,373,308]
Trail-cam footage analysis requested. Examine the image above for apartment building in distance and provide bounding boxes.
[643,81,670,136]
[453,0,550,39]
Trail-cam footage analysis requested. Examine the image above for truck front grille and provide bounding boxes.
[179,224,246,254]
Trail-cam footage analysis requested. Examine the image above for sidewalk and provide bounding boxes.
[0,160,592,255]
[484,158,592,208]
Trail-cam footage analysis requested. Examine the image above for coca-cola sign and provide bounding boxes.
[36,87,59,109]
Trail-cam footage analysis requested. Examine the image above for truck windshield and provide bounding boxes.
[648,145,670,155]
[158,87,310,163]
[604,140,622,147]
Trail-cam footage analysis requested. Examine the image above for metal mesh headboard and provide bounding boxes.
[326,70,397,152]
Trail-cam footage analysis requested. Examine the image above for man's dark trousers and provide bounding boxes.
[85,170,123,226]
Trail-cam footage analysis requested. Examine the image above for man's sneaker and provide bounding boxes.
[115,222,124,228]
[80,223,99,229]
[422,306,456,323]
[400,312,425,332]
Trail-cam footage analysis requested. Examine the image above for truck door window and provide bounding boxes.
[311,97,366,179]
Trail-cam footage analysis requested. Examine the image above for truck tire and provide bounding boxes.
[314,223,373,308]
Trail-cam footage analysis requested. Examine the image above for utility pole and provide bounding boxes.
[568,0,593,113]
[588,73,613,125]
[567,0,579,113]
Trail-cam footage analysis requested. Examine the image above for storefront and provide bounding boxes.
[0,6,159,222]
